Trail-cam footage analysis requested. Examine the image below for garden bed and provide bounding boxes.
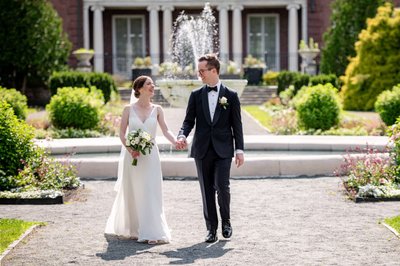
[0,196,63,205]
[354,196,400,203]
[0,186,85,205]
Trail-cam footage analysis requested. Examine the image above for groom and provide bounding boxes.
[177,54,244,243]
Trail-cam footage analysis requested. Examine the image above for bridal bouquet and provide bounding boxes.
[125,129,154,166]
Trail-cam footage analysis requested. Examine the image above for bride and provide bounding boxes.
[105,75,177,244]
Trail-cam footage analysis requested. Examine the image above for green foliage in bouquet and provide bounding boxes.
[46,87,104,130]
[340,3,400,110]
[375,84,400,126]
[0,86,28,120]
[293,83,342,131]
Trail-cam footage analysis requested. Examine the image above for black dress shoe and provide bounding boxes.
[222,221,232,238]
[205,230,218,243]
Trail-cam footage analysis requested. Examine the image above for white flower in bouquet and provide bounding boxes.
[125,129,154,166]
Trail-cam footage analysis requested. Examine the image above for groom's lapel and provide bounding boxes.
[212,85,227,126]
[201,86,212,125]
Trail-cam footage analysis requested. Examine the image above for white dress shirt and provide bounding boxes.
[207,81,221,122]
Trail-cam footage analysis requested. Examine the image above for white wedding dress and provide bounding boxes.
[105,105,171,243]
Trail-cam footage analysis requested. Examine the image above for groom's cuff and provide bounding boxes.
[235,149,244,154]
[177,135,186,140]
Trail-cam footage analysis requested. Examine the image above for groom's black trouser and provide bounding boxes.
[195,144,232,231]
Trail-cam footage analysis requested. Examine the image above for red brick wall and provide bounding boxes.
[50,0,83,65]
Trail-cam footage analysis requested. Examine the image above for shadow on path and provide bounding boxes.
[96,234,156,261]
[160,240,232,264]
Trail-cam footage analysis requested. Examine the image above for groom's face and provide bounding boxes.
[197,61,216,84]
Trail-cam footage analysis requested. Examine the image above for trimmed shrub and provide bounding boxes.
[293,83,342,130]
[388,118,400,182]
[375,85,400,126]
[49,71,117,102]
[0,87,28,120]
[46,87,104,130]
[0,102,37,185]
[277,71,310,95]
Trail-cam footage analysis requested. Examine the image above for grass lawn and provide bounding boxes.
[243,105,385,136]
[0,218,44,254]
[243,105,273,130]
[384,215,400,235]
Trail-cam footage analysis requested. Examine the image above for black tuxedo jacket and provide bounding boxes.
[179,84,244,159]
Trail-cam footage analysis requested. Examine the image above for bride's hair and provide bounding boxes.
[132,75,150,98]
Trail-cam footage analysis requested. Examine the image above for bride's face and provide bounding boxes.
[140,78,155,98]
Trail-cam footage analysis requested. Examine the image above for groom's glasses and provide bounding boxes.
[198,68,214,74]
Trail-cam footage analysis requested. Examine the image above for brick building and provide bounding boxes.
[49,0,393,78]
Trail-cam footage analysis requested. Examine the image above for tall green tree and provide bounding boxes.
[320,0,386,76]
[0,0,71,92]
[340,3,400,110]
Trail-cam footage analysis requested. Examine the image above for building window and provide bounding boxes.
[112,16,145,77]
[248,14,280,71]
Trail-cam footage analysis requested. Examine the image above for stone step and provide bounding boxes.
[36,135,389,179]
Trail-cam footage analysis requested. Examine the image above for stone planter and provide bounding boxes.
[243,67,264,85]
[131,68,152,81]
[299,49,320,75]
[72,51,94,72]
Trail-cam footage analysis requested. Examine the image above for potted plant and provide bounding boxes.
[220,61,241,79]
[243,55,266,85]
[131,56,153,80]
[72,48,94,72]
[298,38,320,75]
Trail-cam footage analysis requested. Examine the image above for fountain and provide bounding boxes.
[157,3,248,108]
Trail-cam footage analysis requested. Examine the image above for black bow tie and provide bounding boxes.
[207,86,218,92]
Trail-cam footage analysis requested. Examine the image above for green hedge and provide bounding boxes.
[277,71,340,96]
[46,87,104,130]
[49,71,116,102]
[0,87,28,120]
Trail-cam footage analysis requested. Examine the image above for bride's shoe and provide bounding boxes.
[148,240,158,245]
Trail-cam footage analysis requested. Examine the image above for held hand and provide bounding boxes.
[176,138,188,150]
[235,153,244,168]
[128,149,140,159]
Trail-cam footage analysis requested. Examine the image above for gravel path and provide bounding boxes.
[1,177,399,265]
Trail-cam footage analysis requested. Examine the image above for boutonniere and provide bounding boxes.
[219,96,229,109]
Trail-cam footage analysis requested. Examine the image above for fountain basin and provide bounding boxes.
[157,79,248,108]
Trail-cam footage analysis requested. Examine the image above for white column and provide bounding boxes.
[91,5,104,72]
[147,5,160,74]
[287,3,300,72]
[301,2,308,42]
[83,2,90,49]
[218,4,230,65]
[232,5,243,69]
[161,5,174,62]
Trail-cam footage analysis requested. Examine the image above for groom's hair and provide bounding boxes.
[198,54,220,74]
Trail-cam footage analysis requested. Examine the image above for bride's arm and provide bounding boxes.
[119,105,130,145]
[120,105,138,157]
[156,106,177,146]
